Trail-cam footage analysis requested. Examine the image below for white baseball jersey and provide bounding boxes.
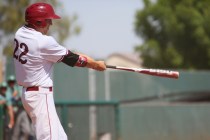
[13,25,68,87]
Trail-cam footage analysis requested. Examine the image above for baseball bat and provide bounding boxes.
[106,65,179,79]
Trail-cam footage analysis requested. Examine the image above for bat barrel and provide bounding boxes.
[140,69,179,79]
[106,65,179,79]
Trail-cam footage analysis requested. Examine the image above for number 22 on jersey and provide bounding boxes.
[13,39,29,64]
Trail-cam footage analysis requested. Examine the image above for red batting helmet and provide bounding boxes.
[25,2,60,28]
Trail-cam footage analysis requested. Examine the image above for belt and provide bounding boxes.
[26,87,53,92]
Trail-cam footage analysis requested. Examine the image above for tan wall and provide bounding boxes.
[105,57,142,68]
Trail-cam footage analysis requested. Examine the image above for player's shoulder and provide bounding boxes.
[39,35,59,49]
[16,25,36,34]
[41,35,58,45]
[42,35,57,44]
[15,25,43,40]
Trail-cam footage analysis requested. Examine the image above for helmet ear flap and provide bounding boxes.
[26,19,47,28]
[36,20,47,27]
[36,21,42,26]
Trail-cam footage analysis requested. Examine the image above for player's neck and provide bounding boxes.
[25,24,46,35]
[26,24,35,29]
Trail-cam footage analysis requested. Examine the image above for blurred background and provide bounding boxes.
[1,0,210,140]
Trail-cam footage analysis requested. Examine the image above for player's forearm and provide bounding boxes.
[7,105,14,128]
[61,51,106,71]
[13,91,18,97]
[76,53,106,71]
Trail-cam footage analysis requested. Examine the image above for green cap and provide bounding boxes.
[0,82,7,88]
[8,75,16,81]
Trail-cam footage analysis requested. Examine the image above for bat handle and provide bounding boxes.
[106,65,117,69]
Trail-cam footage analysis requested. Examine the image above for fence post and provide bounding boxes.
[105,70,111,101]
[61,105,69,132]
[115,104,121,140]
[89,69,97,140]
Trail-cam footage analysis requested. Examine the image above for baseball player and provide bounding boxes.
[7,75,34,140]
[7,75,22,112]
[13,2,106,140]
[7,75,21,99]
[0,82,14,140]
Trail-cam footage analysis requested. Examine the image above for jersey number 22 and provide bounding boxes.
[13,39,29,64]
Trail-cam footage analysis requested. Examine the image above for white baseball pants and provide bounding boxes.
[21,87,68,140]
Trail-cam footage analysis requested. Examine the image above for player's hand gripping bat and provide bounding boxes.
[106,65,179,79]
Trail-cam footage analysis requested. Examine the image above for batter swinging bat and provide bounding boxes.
[106,65,179,79]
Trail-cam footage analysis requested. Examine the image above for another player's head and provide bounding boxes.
[0,82,8,95]
[7,75,16,88]
[25,2,61,34]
